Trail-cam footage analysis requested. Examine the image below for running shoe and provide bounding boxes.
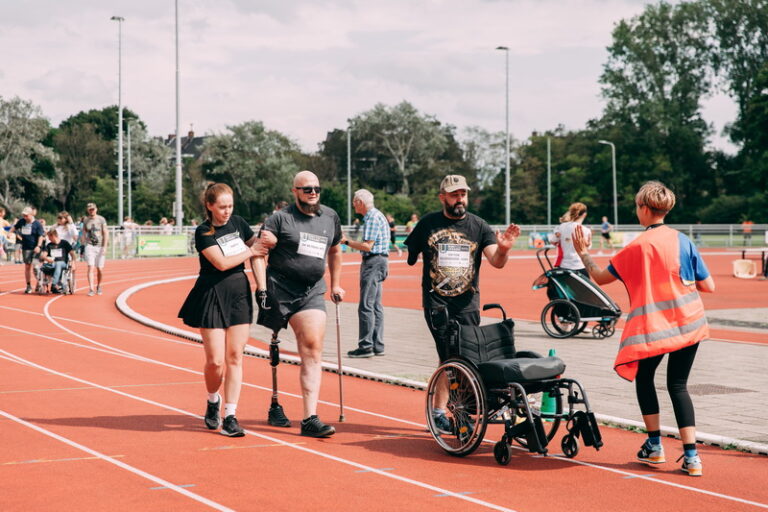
[221,415,245,437]
[374,350,386,356]
[268,403,291,427]
[300,415,335,438]
[88,289,96,297]
[432,412,454,435]
[637,439,666,464]
[678,454,703,476]
[24,285,32,294]
[96,286,103,295]
[347,347,374,358]
[204,395,221,430]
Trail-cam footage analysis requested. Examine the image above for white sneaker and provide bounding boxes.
[96,287,103,295]
[88,289,96,297]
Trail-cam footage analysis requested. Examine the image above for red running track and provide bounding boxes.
[0,256,766,511]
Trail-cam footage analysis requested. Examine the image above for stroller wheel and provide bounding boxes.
[541,300,581,338]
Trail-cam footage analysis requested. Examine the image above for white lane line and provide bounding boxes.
[0,407,234,512]
[0,348,517,512]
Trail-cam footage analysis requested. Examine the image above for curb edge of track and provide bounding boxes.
[115,276,768,457]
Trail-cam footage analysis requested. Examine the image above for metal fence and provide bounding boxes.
[98,223,767,260]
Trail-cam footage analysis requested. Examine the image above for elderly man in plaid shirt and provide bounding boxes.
[342,189,391,357]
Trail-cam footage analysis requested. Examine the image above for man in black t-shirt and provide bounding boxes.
[255,170,345,438]
[11,206,45,293]
[40,229,75,293]
[405,175,521,359]
[405,175,520,432]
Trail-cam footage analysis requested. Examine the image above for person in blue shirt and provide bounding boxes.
[11,206,45,293]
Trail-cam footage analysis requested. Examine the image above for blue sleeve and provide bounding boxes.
[607,263,622,281]
[678,232,710,282]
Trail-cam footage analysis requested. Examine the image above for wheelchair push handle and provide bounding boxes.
[482,303,507,321]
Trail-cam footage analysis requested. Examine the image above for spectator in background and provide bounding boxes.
[0,207,11,263]
[273,200,289,214]
[160,217,173,235]
[405,213,419,234]
[386,213,402,256]
[742,219,753,246]
[122,216,139,258]
[598,216,614,255]
[11,206,45,293]
[54,211,79,245]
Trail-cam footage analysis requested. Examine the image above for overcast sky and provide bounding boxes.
[1,0,737,153]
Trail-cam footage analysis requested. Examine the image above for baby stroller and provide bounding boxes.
[425,304,603,465]
[533,247,621,339]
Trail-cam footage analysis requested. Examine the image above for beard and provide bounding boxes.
[298,199,321,215]
[445,202,467,218]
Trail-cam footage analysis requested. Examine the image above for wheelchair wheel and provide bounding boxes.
[494,437,511,465]
[426,359,488,457]
[541,300,581,338]
[561,434,579,458]
[513,388,562,449]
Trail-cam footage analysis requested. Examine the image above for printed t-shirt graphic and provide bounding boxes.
[428,228,478,297]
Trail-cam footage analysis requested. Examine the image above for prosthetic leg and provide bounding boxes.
[267,330,291,427]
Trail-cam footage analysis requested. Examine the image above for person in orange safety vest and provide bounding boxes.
[572,180,715,478]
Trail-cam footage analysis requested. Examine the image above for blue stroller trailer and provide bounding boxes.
[533,247,621,339]
[425,304,604,465]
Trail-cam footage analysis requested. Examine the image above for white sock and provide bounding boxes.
[207,392,220,404]
[224,403,237,418]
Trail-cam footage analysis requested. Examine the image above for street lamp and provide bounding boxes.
[346,122,352,226]
[496,46,510,226]
[126,120,135,220]
[174,0,183,230]
[110,15,124,224]
[598,140,618,230]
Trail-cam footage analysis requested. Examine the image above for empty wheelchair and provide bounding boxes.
[425,304,603,465]
[533,247,621,339]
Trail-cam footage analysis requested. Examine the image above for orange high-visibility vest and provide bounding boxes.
[609,225,709,381]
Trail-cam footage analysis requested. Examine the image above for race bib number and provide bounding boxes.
[21,225,32,235]
[50,249,63,258]
[297,232,328,259]
[217,232,248,257]
[438,243,470,268]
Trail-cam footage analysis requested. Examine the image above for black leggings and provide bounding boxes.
[635,343,699,428]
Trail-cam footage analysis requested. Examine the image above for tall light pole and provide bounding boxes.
[598,140,618,230]
[346,122,352,226]
[111,15,124,224]
[547,136,551,226]
[127,120,133,220]
[496,46,510,226]
[174,0,183,230]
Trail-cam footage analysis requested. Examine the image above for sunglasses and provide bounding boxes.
[296,186,322,194]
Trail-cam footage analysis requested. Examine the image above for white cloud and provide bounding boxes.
[0,0,737,153]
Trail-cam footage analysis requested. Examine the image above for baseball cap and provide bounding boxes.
[87,202,97,209]
[21,206,34,216]
[440,175,471,193]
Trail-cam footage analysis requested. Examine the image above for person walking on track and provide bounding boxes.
[80,202,109,296]
[255,170,345,438]
[572,180,715,477]
[10,206,45,294]
[342,189,390,358]
[178,183,270,437]
[404,174,520,431]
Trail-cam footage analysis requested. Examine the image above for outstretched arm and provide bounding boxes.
[572,225,616,285]
[484,223,521,268]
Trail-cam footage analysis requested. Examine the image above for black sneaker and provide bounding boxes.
[204,395,221,430]
[24,285,32,294]
[268,403,291,427]
[300,415,335,438]
[347,347,374,358]
[221,415,245,437]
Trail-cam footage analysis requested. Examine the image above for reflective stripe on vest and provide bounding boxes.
[624,290,701,323]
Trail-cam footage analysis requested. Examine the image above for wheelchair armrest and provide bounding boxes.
[515,350,543,359]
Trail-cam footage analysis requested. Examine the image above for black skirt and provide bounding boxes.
[178,271,253,329]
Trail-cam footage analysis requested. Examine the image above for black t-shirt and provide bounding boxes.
[404,211,497,312]
[263,204,342,287]
[14,218,45,250]
[43,240,73,264]
[195,215,255,276]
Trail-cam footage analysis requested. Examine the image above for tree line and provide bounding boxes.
[0,0,765,226]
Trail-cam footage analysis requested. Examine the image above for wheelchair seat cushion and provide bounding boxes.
[451,319,515,363]
[478,357,565,385]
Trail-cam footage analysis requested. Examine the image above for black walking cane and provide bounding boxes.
[267,330,291,427]
[333,294,345,422]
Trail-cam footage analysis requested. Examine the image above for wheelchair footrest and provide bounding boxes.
[571,411,603,450]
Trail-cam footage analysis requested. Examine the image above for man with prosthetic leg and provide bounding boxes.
[255,170,345,438]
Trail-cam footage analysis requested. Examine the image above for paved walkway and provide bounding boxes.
[251,303,768,452]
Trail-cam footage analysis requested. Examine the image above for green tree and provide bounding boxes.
[52,123,113,211]
[0,96,56,213]
[203,121,301,222]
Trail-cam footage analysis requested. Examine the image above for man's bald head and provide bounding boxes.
[294,170,319,188]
